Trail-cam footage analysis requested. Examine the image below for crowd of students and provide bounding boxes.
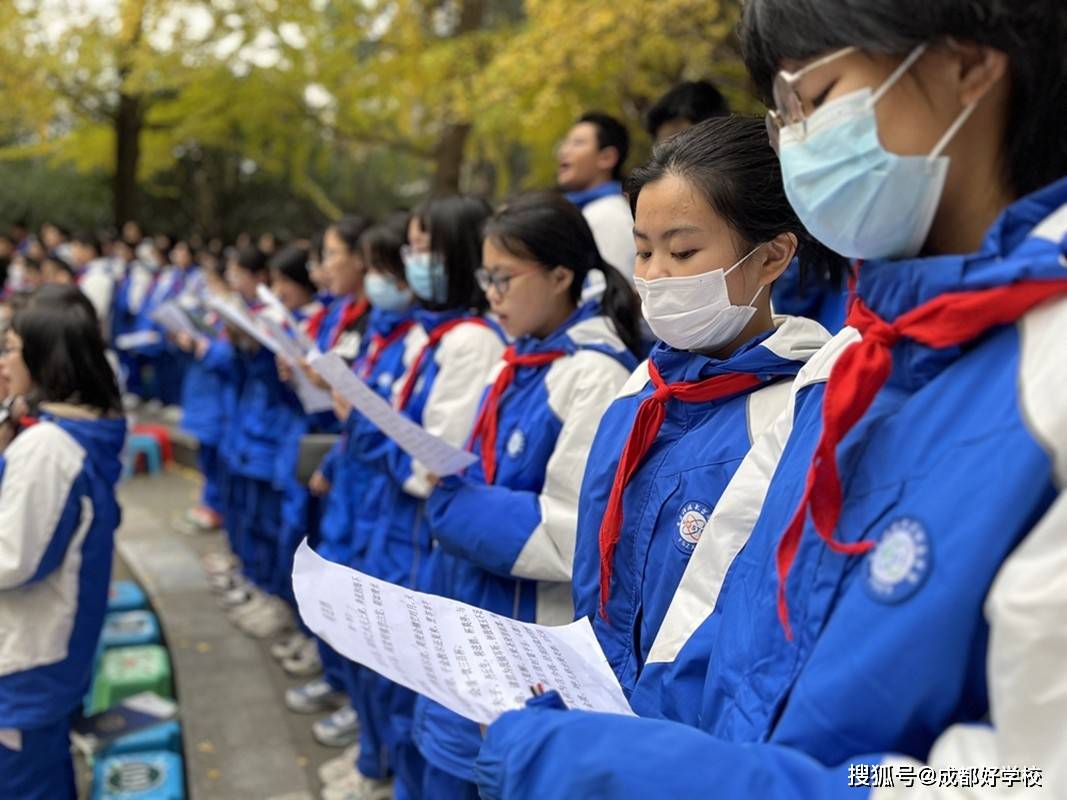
[2,0,1066,798]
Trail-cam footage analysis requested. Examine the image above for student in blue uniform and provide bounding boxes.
[474,2,1067,797]
[214,247,296,611]
[344,196,506,800]
[571,116,836,698]
[175,260,234,533]
[311,218,430,797]
[233,245,327,641]
[135,240,200,405]
[282,219,373,736]
[0,285,126,800]
[410,191,644,799]
[306,216,372,363]
[109,238,155,398]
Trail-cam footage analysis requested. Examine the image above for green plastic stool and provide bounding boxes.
[90,646,172,714]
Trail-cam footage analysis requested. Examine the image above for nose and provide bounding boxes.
[641,253,672,281]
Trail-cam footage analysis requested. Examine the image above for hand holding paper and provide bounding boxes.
[293,541,633,726]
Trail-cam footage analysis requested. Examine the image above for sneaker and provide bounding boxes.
[237,597,294,639]
[227,591,271,623]
[321,771,392,800]
[317,744,360,785]
[282,638,323,678]
[202,551,239,575]
[285,677,345,715]
[222,585,257,610]
[271,631,309,661]
[185,506,223,532]
[208,571,243,595]
[312,705,359,748]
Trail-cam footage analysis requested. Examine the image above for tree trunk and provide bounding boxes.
[113,91,142,227]
[429,0,485,195]
[431,122,472,196]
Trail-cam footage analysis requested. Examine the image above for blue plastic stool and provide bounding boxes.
[123,434,162,479]
[102,611,161,649]
[101,720,182,758]
[93,750,184,800]
[108,581,147,613]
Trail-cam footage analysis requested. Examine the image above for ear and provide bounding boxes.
[947,41,1008,107]
[552,266,575,296]
[595,145,621,176]
[754,232,797,286]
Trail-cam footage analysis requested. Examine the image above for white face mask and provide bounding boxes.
[634,245,764,352]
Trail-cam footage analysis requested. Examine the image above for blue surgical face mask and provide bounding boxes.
[403,250,448,303]
[777,45,977,260]
[364,272,414,312]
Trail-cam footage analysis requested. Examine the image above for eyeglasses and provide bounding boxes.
[765,46,858,150]
[475,268,538,296]
[765,44,928,151]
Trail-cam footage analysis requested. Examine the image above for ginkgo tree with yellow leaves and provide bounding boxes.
[0,0,749,234]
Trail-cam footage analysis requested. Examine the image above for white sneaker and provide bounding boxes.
[271,631,309,661]
[312,705,359,748]
[285,678,344,714]
[282,638,323,678]
[202,551,239,575]
[222,585,257,610]
[238,597,294,639]
[317,744,360,785]
[227,590,269,622]
[208,571,243,595]
[321,771,392,800]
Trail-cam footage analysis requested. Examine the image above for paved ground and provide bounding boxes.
[112,466,343,800]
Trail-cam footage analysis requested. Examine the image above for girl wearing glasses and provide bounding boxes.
[409,191,642,798]
[0,286,126,800]
[474,1,1067,797]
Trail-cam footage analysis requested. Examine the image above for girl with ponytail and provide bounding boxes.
[411,191,642,796]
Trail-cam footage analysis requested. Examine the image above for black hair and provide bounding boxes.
[12,284,122,415]
[72,231,100,255]
[361,214,409,284]
[645,81,730,137]
[269,244,315,293]
[328,215,374,254]
[578,112,630,181]
[234,245,268,274]
[22,257,41,273]
[628,115,846,288]
[415,195,492,311]
[485,191,643,357]
[740,0,1067,198]
[43,255,76,277]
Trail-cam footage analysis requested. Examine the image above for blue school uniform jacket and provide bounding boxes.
[316,308,418,567]
[572,316,829,697]
[473,179,1067,799]
[0,409,126,729]
[180,312,233,448]
[412,305,638,782]
[222,304,301,482]
[357,308,505,590]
